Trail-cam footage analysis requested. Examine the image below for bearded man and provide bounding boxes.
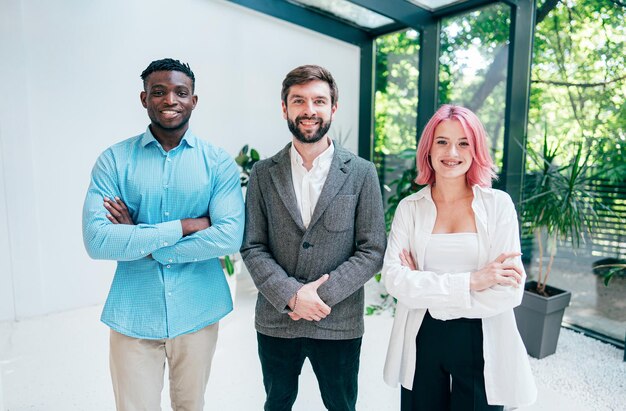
[241,65,386,411]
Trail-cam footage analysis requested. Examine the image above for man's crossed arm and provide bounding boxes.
[104,196,210,236]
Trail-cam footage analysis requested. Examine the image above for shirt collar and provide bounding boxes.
[412,184,488,202]
[412,184,490,227]
[140,127,196,149]
[413,185,432,201]
[290,137,334,168]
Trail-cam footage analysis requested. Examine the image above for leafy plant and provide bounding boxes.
[383,148,422,231]
[234,144,260,188]
[593,262,626,286]
[367,149,420,315]
[365,292,396,316]
[223,144,261,276]
[521,131,607,295]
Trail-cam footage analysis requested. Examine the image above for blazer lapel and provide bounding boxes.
[307,147,351,229]
[269,144,305,231]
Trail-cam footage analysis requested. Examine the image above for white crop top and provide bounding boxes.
[423,233,479,274]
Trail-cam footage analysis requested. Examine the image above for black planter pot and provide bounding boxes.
[514,281,572,359]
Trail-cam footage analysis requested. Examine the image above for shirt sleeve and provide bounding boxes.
[315,162,387,307]
[82,150,183,261]
[381,198,472,310]
[444,195,526,319]
[240,164,303,313]
[151,152,245,265]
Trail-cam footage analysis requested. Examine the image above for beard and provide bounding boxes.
[287,115,331,144]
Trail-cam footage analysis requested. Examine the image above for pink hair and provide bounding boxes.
[415,104,496,187]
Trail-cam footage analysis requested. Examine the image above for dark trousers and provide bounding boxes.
[401,311,503,411]
[257,332,362,411]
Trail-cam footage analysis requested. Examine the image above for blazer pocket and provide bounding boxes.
[323,195,357,232]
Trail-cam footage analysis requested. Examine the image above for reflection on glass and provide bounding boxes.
[288,0,394,29]
[439,4,510,173]
[373,29,420,225]
[525,0,626,342]
[406,0,469,12]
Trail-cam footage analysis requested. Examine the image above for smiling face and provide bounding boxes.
[282,80,337,144]
[429,119,473,183]
[140,70,197,137]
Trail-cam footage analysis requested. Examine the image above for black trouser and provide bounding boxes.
[401,311,503,411]
[257,332,362,411]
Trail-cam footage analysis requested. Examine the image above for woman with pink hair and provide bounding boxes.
[382,105,536,410]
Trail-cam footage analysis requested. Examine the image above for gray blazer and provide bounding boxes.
[241,143,386,340]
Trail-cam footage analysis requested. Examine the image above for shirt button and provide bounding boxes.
[140,250,145,254]
[168,259,173,263]
[167,158,172,162]
[302,242,312,249]
[164,184,168,188]
[163,242,168,246]
[166,265,171,269]
[168,292,172,296]
[193,258,198,262]
[164,211,170,216]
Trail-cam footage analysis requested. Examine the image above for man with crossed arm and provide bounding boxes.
[82,58,244,410]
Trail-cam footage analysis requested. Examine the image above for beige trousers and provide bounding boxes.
[109,323,219,411]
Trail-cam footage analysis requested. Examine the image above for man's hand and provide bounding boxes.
[287,274,331,322]
[104,197,210,236]
[181,217,211,236]
[104,197,134,225]
[288,312,302,321]
[104,197,152,259]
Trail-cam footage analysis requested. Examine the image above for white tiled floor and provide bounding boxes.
[1,269,623,410]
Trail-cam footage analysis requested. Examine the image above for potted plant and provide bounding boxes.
[515,133,606,358]
[591,260,626,361]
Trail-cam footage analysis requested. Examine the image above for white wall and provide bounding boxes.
[0,0,360,320]
[0,123,16,323]
[0,0,45,320]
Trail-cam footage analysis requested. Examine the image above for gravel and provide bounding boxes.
[529,328,626,411]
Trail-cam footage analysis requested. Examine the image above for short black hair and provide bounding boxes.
[140,58,195,92]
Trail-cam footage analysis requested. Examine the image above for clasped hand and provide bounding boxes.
[287,274,331,322]
[399,249,522,291]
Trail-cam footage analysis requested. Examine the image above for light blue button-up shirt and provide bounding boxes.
[82,128,244,339]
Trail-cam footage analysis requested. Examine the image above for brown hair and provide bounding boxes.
[281,65,338,107]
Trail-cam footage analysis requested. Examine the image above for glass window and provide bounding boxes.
[373,29,420,228]
[288,0,394,29]
[438,4,511,176]
[406,0,470,11]
[524,0,626,342]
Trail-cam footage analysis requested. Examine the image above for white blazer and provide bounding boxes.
[382,185,537,408]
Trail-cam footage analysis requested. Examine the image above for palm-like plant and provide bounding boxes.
[522,133,606,296]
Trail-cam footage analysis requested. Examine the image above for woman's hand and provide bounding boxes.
[399,249,417,270]
[470,252,523,291]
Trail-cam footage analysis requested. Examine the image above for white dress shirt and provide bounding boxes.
[382,185,537,408]
[290,139,334,228]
